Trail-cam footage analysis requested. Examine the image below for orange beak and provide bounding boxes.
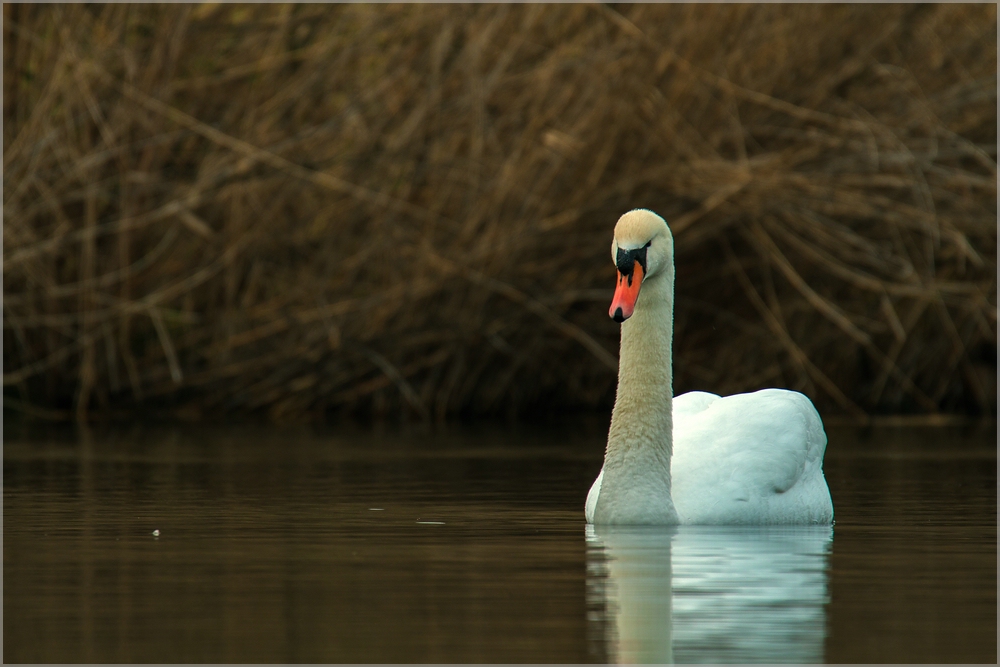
[609,263,644,322]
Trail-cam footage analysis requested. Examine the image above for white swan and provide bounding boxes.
[586,209,834,525]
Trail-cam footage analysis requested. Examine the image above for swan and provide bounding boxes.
[586,209,834,525]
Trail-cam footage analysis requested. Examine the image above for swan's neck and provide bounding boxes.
[597,271,678,524]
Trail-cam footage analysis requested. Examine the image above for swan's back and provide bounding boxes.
[671,389,833,524]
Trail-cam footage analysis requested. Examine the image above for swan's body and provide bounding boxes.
[586,388,833,524]
[587,209,833,525]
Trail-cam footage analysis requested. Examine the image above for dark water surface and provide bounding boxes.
[4,420,996,663]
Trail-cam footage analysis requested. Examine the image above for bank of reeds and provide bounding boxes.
[3,3,996,423]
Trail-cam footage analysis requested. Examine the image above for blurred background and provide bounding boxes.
[3,3,996,425]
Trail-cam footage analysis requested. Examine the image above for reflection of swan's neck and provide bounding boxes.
[600,272,677,524]
[589,526,675,664]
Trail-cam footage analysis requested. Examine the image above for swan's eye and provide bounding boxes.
[616,244,649,277]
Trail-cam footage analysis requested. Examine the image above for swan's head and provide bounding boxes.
[609,209,673,322]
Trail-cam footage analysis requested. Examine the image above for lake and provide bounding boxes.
[3,418,996,663]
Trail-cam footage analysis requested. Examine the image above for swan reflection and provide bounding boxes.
[586,525,832,664]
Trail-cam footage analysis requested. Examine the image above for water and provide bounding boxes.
[4,420,996,663]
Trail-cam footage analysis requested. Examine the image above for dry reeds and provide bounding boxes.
[3,3,996,423]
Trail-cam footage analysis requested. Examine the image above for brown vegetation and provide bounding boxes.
[3,3,996,423]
